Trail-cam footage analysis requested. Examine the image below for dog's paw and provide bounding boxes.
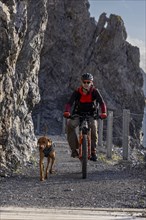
[44,175,48,179]
[40,178,45,181]
[49,169,56,174]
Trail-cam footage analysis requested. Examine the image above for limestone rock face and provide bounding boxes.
[32,0,96,134]
[0,0,48,174]
[0,0,145,174]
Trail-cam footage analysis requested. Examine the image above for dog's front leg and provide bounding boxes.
[45,157,50,179]
[50,156,55,174]
[39,152,45,181]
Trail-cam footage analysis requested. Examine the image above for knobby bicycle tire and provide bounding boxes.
[82,134,87,179]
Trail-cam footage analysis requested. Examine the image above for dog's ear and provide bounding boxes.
[48,138,52,144]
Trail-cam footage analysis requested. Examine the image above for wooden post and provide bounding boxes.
[106,111,113,159]
[122,109,130,160]
[98,119,103,147]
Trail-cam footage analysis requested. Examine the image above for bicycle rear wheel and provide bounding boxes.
[82,135,87,179]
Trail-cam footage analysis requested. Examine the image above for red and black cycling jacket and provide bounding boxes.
[65,86,106,116]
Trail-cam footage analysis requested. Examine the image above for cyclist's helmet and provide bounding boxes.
[81,73,93,81]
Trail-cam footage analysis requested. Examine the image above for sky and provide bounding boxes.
[88,0,146,72]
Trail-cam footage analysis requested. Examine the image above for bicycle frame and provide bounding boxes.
[70,113,98,179]
[69,113,100,178]
[71,113,93,179]
[78,115,91,160]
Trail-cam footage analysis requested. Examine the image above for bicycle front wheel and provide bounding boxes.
[82,135,87,179]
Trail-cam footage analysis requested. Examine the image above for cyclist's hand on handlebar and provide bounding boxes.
[99,113,107,119]
[63,111,71,118]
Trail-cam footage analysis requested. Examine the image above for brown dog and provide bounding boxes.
[37,136,56,181]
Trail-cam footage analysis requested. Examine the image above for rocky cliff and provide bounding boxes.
[0,0,48,174]
[32,0,145,143]
[0,0,145,175]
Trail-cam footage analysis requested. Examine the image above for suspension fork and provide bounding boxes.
[79,130,91,160]
[87,130,91,159]
[79,131,83,159]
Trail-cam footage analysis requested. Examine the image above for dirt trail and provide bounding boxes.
[0,135,146,211]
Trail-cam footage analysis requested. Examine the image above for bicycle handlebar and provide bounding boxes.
[69,113,101,120]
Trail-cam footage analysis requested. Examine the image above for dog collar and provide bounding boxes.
[43,145,54,157]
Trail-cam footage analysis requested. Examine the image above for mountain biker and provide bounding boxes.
[63,73,107,161]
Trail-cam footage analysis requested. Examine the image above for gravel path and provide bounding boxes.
[0,135,146,210]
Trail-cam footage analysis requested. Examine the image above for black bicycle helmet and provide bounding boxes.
[81,73,93,81]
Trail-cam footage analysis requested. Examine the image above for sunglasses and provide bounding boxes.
[83,81,91,84]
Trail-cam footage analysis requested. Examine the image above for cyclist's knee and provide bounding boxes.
[68,119,79,129]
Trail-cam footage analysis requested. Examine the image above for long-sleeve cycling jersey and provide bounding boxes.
[64,86,107,116]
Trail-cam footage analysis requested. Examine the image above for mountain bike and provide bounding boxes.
[71,113,98,179]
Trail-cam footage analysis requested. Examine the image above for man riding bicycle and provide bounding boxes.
[63,73,107,161]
